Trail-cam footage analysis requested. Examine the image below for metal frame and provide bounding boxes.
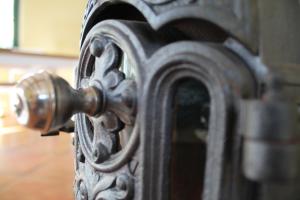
[72,1,300,200]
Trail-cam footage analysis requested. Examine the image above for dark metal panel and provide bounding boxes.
[81,0,259,52]
[258,0,300,67]
[140,41,256,200]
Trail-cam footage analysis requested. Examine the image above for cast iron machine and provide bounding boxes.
[12,1,300,200]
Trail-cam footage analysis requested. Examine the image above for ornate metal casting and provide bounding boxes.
[74,20,147,200]
[74,21,144,177]
[92,174,134,200]
[12,1,300,200]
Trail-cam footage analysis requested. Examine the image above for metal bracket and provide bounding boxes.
[242,79,300,182]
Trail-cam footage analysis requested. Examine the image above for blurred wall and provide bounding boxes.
[19,0,86,56]
[0,0,86,119]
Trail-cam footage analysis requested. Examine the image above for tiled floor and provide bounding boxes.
[0,116,74,200]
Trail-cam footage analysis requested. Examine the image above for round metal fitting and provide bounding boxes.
[12,71,102,132]
[12,71,56,131]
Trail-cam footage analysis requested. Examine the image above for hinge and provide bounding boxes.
[242,79,300,182]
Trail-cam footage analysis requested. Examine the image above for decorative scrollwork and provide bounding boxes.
[77,26,137,168]
[92,174,134,200]
[76,20,143,174]
[77,145,86,163]
[75,177,89,200]
[87,35,136,126]
[75,20,148,200]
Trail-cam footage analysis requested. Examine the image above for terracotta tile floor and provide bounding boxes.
[0,116,74,200]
